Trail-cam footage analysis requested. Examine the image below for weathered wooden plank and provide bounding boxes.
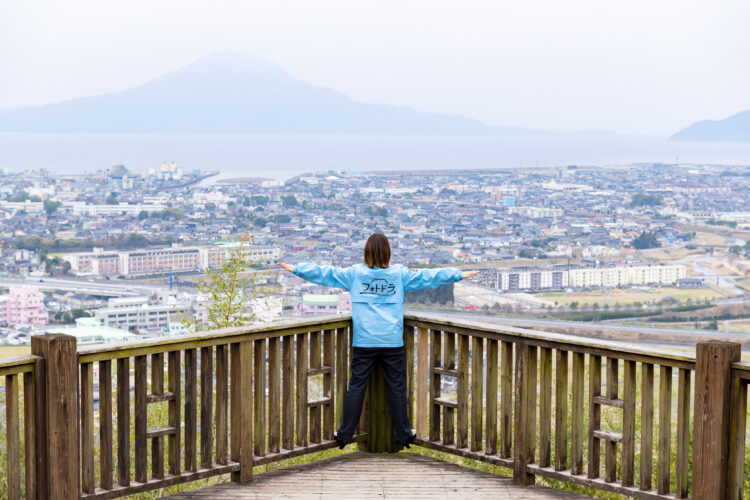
[621,359,636,487]
[538,347,552,468]
[728,378,748,500]
[675,368,690,498]
[457,334,469,449]
[231,341,253,483]
[417,327,429,439]
[282,335,295,450]
[429,329,442,442]
[81,362,95,493]
[404,326,415,425]
[335,328,348,431]
[309,331,321,444]
[254,338,267,455]
[268,336,281,451]
[443,332,456,446]
[640,362,654,491]
[657,365,672,495]
[404,315,696,370]
[31,335,77,499]
[693,341,740,500]
[117,356,131,486]
[6,374,20,500]
[587,354,601,480]
[500,340,513,459]
[99,359,114,489]
[485,338,498,455]
[323,329,334,441]
[200,346,214,468]
[604,357,618,483]
[215,344,229,465]
[22,370,37,500]
[555,349,569,471]
[296,332,309,447]
[78,316,353,363]
[168,350,182,476]
[471,335,483,452]
[571,351,585,476]
[513,343,537,485]
[151,353,165,479]
[184,348,198,472]
[134,355,148,483]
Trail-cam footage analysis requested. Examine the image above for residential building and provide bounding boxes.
[0,286,47,326]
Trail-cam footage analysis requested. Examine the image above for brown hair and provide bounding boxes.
[363,233,390,268]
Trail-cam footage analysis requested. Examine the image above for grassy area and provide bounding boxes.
[539,286,726,307]
[0,345,31,358]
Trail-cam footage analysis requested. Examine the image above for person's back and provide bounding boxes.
[279,233,478,448]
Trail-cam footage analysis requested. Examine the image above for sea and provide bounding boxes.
[2,132,750,181]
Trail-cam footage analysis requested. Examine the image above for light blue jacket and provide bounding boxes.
[294,263,463,347]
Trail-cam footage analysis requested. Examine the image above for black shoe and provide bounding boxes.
[400,430,417,449]
[333,431,347,450]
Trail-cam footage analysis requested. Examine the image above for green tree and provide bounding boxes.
[282,195,298,208]
[184,235,264,330]
[44,200,62,215]
[629,193,662,208]
[631,231,660,250]
[105,194,119,205]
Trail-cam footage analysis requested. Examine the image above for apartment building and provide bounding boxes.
[493,264,686,292]
[497,266,569,292]
[63,244,281,277]
[567,264,686,288]
[94,297,190,333]
[0,286,47,326]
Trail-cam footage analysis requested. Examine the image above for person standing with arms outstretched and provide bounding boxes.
[279,233,479,449]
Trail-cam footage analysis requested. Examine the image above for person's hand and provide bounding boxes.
[278,262,295,273]
[462,270,479,279]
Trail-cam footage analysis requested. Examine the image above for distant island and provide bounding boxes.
[0,52,544,136]
[671,109,750,142]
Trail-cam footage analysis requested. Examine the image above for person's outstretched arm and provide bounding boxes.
[402,266,479,291]
[278,262,354,290]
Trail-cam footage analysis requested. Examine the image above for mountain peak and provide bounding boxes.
[0,52,526,135]
[671,109,750,142]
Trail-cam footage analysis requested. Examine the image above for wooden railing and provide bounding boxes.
[0,312,748,499]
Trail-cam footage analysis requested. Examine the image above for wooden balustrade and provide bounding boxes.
[2,313,750,499]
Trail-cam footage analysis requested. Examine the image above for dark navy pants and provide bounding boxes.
[336,346,412,445]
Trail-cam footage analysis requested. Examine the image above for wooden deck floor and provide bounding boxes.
[164,452,591,499]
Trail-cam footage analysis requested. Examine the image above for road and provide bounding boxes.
[0,276,163,297]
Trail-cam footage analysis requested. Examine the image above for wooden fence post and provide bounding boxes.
[31,334,79,499]
[692,340,740,499]
[365,362,403,452]
[513,342,537,485]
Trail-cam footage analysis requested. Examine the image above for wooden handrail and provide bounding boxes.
[77,315,352,362]
[405,312,696,369]
[2,314,748,499]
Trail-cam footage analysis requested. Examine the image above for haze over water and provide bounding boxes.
[2,133,750,180]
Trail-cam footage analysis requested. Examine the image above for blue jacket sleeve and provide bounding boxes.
[401,266,463,291]
[293,263,354,290]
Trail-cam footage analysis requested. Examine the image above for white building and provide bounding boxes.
[507,206,564,218]
[65,202,166,217]
[496,267,569,292]
[568,264,686,288]
[494,264,686,292]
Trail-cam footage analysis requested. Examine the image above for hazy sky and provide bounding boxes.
[1,0,748,135]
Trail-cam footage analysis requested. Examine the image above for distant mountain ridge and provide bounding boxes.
[0,52,543,135]
[671,109,750,142]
